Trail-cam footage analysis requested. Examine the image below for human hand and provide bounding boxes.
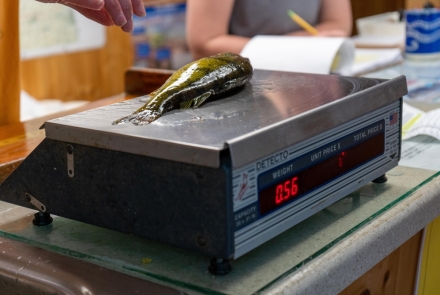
[37,0,146,32]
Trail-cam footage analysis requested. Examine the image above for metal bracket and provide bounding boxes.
[24,193,47,212]
[67,144,74,177]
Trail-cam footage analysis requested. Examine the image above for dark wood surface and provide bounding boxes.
[125,67,174,95]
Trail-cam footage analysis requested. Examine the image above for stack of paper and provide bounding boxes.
[399,102,440,171]
[402,102,440,141]
[240,35,403,76]
[240,35,355,75]
[351,48,403,75]
[351,35,404,49]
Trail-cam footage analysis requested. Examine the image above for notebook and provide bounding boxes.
[240,35,402,76]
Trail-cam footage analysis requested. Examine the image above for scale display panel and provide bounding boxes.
[258,121,384,216]
[232,103,401,258]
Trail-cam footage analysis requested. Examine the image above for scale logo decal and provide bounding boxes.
[233,168,257,210]
[236,173,249,201]
[389,111,399,126]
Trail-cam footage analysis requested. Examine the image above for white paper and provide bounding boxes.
[20,91,88,122]
[351,35,405,48]
[400,136,440,171]
[403,108,440,140]
[397,102,440,170]
[351,48,403,76]
[240,35,355,75]
[239,36,403,76]
[402,101,440,141]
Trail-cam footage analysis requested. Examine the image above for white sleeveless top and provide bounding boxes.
[229,0,322,37]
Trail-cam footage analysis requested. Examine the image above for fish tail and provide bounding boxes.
[112,109,162,126]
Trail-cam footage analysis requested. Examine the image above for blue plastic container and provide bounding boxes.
[405,9,440,58]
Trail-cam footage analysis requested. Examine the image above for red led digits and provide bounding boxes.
[275,185,283,204]
[275,176,299,204]
[292,176,298,195]
[338,151,345,168]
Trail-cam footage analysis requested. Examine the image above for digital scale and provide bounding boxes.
[0,70,407,274]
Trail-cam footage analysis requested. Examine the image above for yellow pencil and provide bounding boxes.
[287,10,319,36]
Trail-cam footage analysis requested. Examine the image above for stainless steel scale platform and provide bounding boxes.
[0,70,407,274]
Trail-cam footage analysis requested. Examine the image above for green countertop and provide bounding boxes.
[0,166,438,295]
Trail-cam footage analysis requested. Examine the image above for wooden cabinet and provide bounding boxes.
[351,0,406,35]
[0,0,20,125]
[351,0,440,35]
[19,0,186,103]
[21,26,133,102]
[340,231,423,295]
[406,0,440,8]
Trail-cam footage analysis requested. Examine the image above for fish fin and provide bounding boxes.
[179,92,211,109]
[221,76,249,92]
[112,109,162,126]
[192,92,212,109]
[179,99,193,109]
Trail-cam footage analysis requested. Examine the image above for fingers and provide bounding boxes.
[103,0,145,31]
[102,0,127,27]
[131,0,146,17]
[38,0,104,10]
[62,0,104,10]
[63,3,114,26]
[121,18,134,32]
[42,0,147,32]
[118,0,133,31]
[36,0,61,3]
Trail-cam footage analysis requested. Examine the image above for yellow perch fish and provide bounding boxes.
[113,52,253,125]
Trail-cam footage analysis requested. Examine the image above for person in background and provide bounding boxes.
[37,0,146,32]
[186,0,352,59]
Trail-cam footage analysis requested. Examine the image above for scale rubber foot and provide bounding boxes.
[208,258,232,275]
[372,174,388,184]
[32,212,53,226]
